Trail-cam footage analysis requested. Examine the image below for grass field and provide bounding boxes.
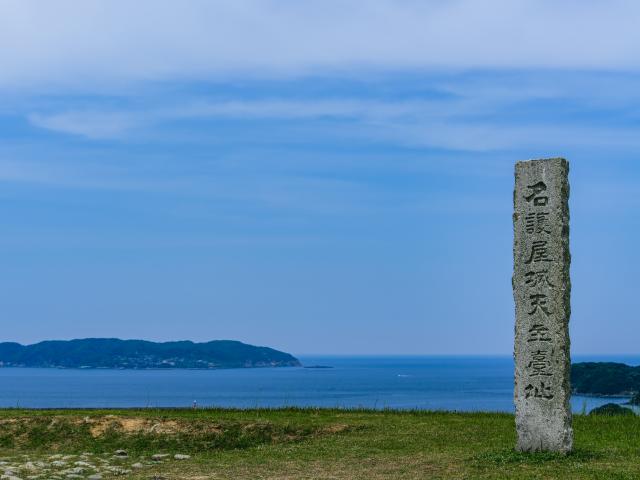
[0,408,639,479]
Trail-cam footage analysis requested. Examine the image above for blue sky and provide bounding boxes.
[1,1,639,354]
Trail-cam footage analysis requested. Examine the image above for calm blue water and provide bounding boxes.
[0,356,637,413]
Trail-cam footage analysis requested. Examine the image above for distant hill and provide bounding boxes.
[571,362,640,395]
[0,339,301,369]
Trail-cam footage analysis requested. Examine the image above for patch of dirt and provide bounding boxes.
[0,418,19,424]
[320,423,350,434]
[149,420,181,434]
[87,417,203,437]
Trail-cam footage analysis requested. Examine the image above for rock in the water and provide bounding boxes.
[114,449,128,457]
[151,454,170,461]
[590,403,635,416]
[174,454,191,460]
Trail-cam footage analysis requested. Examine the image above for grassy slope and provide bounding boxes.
[1,409,639,479]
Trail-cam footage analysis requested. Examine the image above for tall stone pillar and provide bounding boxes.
[513,158,572,453]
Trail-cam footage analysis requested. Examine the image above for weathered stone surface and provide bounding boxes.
[513,158,572,453]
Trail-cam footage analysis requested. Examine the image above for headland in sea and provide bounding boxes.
[0,338,300,369]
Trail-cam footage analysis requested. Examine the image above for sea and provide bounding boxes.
[0,355,637,413]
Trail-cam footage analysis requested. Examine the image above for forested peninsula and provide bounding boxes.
[571,362,640,396]
[0,338,301,369]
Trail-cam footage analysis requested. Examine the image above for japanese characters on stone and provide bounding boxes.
[513,158,572,453]
[522,180,555,400]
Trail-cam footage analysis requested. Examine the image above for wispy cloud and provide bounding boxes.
[0,158,142,189]
[27,98,459,138]
[0,156,404,219]
[26,83,640,152]
[2,0,640,92]
[28,111,144,139]
[0,159,52,184]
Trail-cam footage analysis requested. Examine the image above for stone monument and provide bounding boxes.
[513,158,572,453]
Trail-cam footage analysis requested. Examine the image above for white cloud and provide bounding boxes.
[27,91,640,153]
[27,98,457,138]
[1,0,640,91]
[28,111,144,139]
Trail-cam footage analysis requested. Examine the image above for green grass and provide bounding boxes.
[1,408,640,479]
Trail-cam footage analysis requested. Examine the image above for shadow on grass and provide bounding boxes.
[474,448,601,466]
